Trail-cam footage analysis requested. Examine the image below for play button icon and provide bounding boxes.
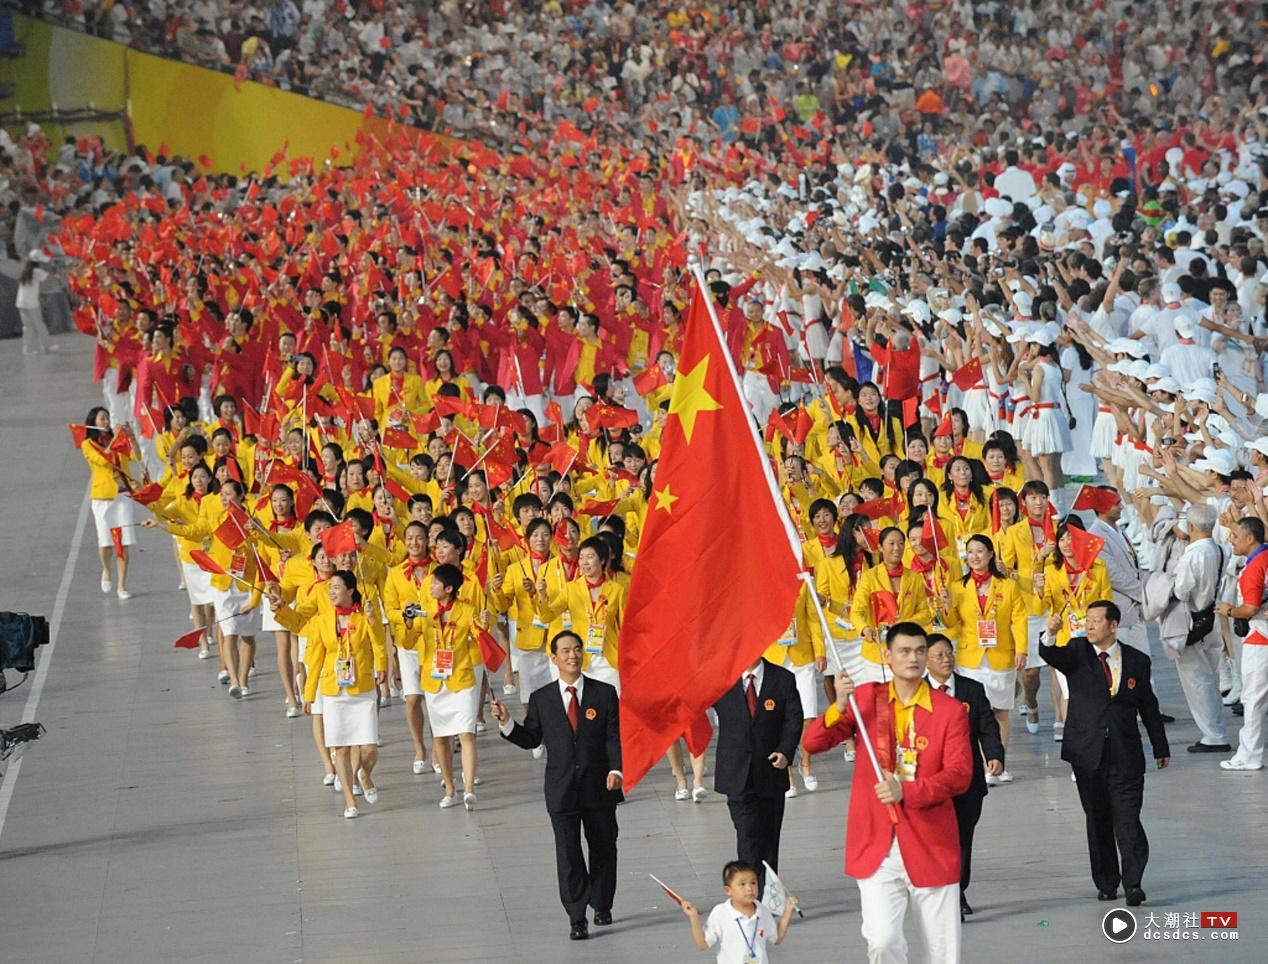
[1102,908,1137,944]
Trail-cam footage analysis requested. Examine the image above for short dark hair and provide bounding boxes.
[1087,599,1121,624]
[1235,516,1266,544]
[549,630,582,654]
[885,622,927,648]
[926,632,954,652]
[431,562,464,594]
[722,860,758,885]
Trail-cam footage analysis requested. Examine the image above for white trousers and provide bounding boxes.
[1232,644,1268,766]
[1174,632,1228,746]
[20,306,50,353]
[857,838,960,964]
[742,371,779,428]
[102,368,132,429]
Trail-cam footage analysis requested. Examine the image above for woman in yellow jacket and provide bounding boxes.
[814,513,872,717]
[849,526,933,682]
[1035,520,1112,743]
[937,456,992,557]
[490,518,556,708]
[81,406,137,599]
[382,521,432,775]
[152,462,218,660]
[257,484,303,718]
[146,478,263,698]
[763,582,826,794]
[372,347,425,424]
[535,535,626,692]
[846,381,905,465]
[417,563,485,811]
[940,534,1029,781]
[296,570,386,819]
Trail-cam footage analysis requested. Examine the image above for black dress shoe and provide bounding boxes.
[1126,887,1146,907]
[1159,713,1176,723]
[1188,742,1232,753]
[593,910,613,926]
[1097,889,1118,901]
[569,920,589,941]
[960,893,974,916]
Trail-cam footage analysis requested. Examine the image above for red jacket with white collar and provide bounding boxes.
[803,680,972,887]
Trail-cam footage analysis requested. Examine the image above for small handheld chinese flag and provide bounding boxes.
[475,625,506,673]
[173,627,204,649]
[1067,526,1105,573]
[130,482,165,506]
[321,519,359,557]
[950,359,983,392]
[871,590,899,626]
[189,549,226,575]
[1071,484,1120,514]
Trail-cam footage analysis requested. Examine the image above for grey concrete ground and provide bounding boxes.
[1,337,1265,963]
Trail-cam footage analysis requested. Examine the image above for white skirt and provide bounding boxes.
[961,388,997,435]
[181,559,215,606]
[397,646,423,697]
[779,655,819,719]
[322,691,378,747]
[214,585,260,637]
[260,604,284,632]
[425,684,479,738]
[1025,409,1072,455]
[1024,616,1047,668]
[585,652,620,694]
[958,663,1015,711]
[514,648,553,703]
[1090,410,1117,459]
[92,497,136,549]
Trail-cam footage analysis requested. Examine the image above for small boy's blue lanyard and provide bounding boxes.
[736,915,759,959]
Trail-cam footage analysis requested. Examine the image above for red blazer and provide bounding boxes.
[803,681,972,887]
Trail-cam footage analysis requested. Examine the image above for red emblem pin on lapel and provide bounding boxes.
[585,707,597,720]
[763,698,776,711]
[915,736,929,750]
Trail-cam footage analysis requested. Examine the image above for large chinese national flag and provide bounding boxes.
[618,277,803,789]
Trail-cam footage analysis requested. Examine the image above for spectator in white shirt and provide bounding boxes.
[1171,503,1232,752]
[16,251,55,355]
[1160,314,1216,385]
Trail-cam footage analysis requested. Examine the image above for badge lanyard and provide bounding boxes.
[335,616,356,687]
[735,916,760,963]
[585,588,608,655]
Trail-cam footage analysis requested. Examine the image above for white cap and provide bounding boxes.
[1173,312,1197,338]
[1108,360,1134,375]
[1247,438,1268,458]
[1160,282,1183,304]
[1128,360,1151,381]
[936,307,963,324]
[1108,337,1147,358]
[1193,450,1238,476]
[1013,292,1034,317]
[903,301,932,323]
[1188,384,1218,405]
[933,172,949,186]
[1006,323,1037,344]
[1256,393,1268,420]
[1144,363,1172,382]
[1029,326,1056,347]
[1092,198,1113,219]
[1151,376,1181,395]
[984,197,1011,219]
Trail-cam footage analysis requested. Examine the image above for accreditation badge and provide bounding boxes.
[229,550,247,579]
[585,626,604,655]
[432,648,454,680]
[1067,612,1084,636]
[897,745,919,781]
[977,619,998,648]
[334,657,356,687]
[778,618,797,646]
[833,615,855,637]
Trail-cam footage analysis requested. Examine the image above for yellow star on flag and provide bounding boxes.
[668,354,722,444]
[653,485,679,514]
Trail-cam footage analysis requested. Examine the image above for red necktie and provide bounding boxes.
[745,674,757,717]
[1099,652,1113,692]
[566,685,579,731]
[937,683,948,693]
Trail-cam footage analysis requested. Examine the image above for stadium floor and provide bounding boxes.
[0,337,1264,963]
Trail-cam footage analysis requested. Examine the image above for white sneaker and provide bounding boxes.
[996,770,1013,784]
[286,705,301,718]
[1220,757,1263,771]
[363,786,379,804]
[473,775,482,786]
[322,773,336,787]
[198,649,213,660]
[674,787,691,801]
[333,776,342,792]
[802,772,819,792]
[389,686,402,698]
[463,792,477,811]
[531,745,545,760]
[843,747,855,763]
[352,784,362,797]
[692,787,708,803]
[218,670,230,684]
[432,762,442,775]
[378,694,390,708]
[439,794,457,809]
[475,720,488,733]
[100,576,113,594]
[344,807,358,819]
[985,773,1001,787]
[784,785,798,799]
[1053,723,1064,743]
[1223,685,1243,706]
[228,685,242,699]
[116,589,132,601]
[238,686,250,698]
[1219,656,1233,693]
[413,760,429,775]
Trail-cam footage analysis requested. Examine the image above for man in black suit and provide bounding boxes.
[1040,600,1170,907]
[925,633,1005,921]
[491,631,623,941]
[712,656,804,889]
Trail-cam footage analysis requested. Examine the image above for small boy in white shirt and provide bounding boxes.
[682,860,796,963]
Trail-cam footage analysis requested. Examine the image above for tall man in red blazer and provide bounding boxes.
[804,621,973,963]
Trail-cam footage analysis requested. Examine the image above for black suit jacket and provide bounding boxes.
[503,675,624,813]
[712,660,804,798]
[1039,636,1169,775]
[947,673,1005,800]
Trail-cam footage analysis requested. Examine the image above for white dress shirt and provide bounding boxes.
[498,674,622,779]
[1094,641,1123,696]
[741,661,765,693]
[927,674,955,698]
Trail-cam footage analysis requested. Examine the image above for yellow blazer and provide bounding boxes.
[275,576,332,635]
[533,555,578,647]
[372,371,425,424]
[165,506,264,597]
[846,412,905,465]
[849,563,932,666]
[815,554,860,637]
[81,439,132,500]
[382,559,431,650]
[300,609,387,700]
[937,489,992,545]
[943,574,1030,669]
[537,576,626,670]
[1039,559,1112,646]
[763,582,824,667]
[418,599,483,694]
[999,518,1051,607]
[491,553,554,651]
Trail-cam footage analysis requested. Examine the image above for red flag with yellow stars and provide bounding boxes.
[618,277,803,789]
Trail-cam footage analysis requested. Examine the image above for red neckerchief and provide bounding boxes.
[862,410,881,432]
[561,553,579,581]
[335,604,360,616]
[529,549,550,563]
[987,470,1005,483]
[192,491,204,504]
[931,453,952,469]
[269,516,295,531]
[585,575,606,589]
[817,533,837,549]
[1028,517,1046,546]
[909,552,936,573]
[374,511,393,532]
[955,490,972,518]
[953,438,965,456]
[403,558,428,582]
